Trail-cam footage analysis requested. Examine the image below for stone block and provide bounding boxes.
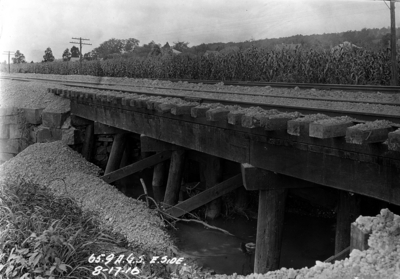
[0,125,9,139]
[0,152,15,161]
[34,126,53,143]
[309,121,354,139]
[0,115,19,125]
[0,107,18,116]
[23,108,44,124]
[9,124,23,139]
[42,111,70,128]
[62,127,81,145]
[0,139,27,153]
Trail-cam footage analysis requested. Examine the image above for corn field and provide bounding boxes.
[1,46,398,85]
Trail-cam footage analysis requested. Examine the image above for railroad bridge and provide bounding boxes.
[50,86,400,273]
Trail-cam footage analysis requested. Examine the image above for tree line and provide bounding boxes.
[6,26,399,64]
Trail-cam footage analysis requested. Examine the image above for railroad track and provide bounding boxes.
[2,75,400,125]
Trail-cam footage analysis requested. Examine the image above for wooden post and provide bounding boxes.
[335,191,361,254]
[82,124,94,162]
[255,188,287,273]
[164,150,185,206]
[105,133,127,174]
[390,0,398,86]
[152,162,166,202]
[202,155,222,219]
[241,164,288,273]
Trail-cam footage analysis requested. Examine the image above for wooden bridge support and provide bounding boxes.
[164,149,186,206]
[335,190,361,254]
[152,162,167,202]
[256,188,287,273]
[105,133,128,174]
[201,155,223,219]
[241,164,308,273]
[82,123,94,162]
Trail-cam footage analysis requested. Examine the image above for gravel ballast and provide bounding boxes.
[2,73,400,117]
[0,141,174,252]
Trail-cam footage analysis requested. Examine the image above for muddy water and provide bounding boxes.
[173,213,335,275]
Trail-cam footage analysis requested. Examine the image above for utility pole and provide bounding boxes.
[70,37,92,72]
[390,0,398,85]
[2,51,15,74]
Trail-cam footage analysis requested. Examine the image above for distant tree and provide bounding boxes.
[71,46,80,58]
[93,38,140,59]
[62,48,72,61]
[148,41,162,57]
[83,50,97,61]
[42,47,55,62]
[12,50,26,64]
[381,33,391,49]
[30,61,34,63]
[173,41,189,52]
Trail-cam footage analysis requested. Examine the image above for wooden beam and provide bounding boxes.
[203,155,223,219]
[335,191,361,254]
[289,187,338,210]
[94,122,128,135]
[105,133,128,174]
[166,174,243,218]
[241,163,314,191]
[140,135,181,152]
[324,246,350,263]
[350,223,370,252]
[164,150,186,206]
[71,103,400,206]
[82,124,94,162]
[152,162,167,202]
[254,188,287,273]
[102,150,172,184]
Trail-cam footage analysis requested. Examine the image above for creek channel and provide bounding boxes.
[170,211,336,276]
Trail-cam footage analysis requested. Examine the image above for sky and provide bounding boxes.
[0,0,397,62]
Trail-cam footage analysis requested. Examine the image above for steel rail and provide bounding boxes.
[1,76,399,107]
[2,75,400,124]
[3,75,400,93]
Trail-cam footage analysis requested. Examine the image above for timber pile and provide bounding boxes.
[214,209,400,279]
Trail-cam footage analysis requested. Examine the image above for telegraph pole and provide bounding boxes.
[70,37,92,72]
[389,0,398,85]
[2,51,15,74]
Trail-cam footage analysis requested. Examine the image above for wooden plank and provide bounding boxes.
[206,107,230,122]
[82,124,94,162]
[171,104,197,116]
[101,150,172,184]
[346,126,392,144]
[388,129,400,151]
[241,163,314,191]
[140,135,181,152]
[165,174,243,218]
[227,111,245,125]
[324,246,350,263]
[350,223,370,252]
[152,162,167,202]
[309,121,354,139]
[164,150,186,206]
[335,191,361,254]
[105,133,128,174]
[94,122,127,135]
[203,155,222,219]
[254,188,287,273]
[71,103,400,206]
[191,106,209,118]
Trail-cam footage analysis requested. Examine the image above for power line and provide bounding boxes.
[2,51,15,73]
[70,37,92,62]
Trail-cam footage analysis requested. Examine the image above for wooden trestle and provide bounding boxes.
[53,88,400,273]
